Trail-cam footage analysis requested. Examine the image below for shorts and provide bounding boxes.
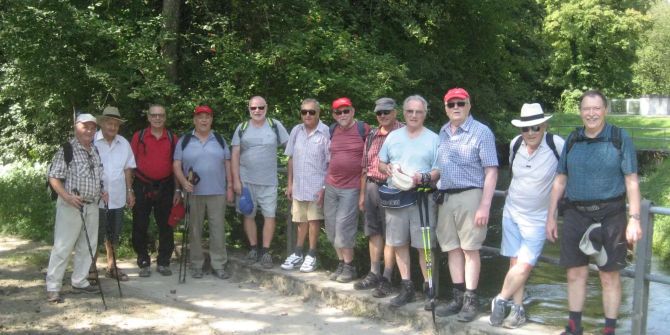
[236,183,277,218]
[436,188,487,251]
[560,199,628,272]
[291,199,324,222]
[324,185,359,249]
[385,193,436,249]
[99,207,124,246]
[500,216,546,266]
[364,180,386,237]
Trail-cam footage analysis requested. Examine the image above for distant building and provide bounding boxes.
[611,95,670,116]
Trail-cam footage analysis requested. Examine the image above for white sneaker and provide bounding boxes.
[281,253,303,270]
[299,255,317,273]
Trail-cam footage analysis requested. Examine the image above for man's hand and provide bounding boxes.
[126,191,135,209]
[474,205,490,227]
[182,181,194,193]
[626,218,642,244]
[285,184,293,200]
[226,187,234,203]
[173,191,182,205]
[546,216,558,243]
[317,188,325,208]
[233,179,242,195]
[66,192,83,209]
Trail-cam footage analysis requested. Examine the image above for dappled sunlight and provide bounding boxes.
[209,319,268,332]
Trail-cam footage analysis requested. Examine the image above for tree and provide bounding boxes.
[633,0,670,95]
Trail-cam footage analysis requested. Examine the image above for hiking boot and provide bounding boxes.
[47,291,63,303]
[390,279,415,307]
[157,265,172,276]
[212,268,231,279]
[281,253,303,270]
[329,262,344,280]
[299,255,317,272]
[191,268,203,279]
[489,295,509,326]
[456,290,479,322]
[260,252,273,269]
[354,272,380,290]
[245,249,259,265]
[72,284,100,294]
[435,288,464,317]
[423,282,435,311]
[336,263,357,283]
[139,266,152,277]
[601,327,615,335]
[560,325,584,335]
[502,304,526,329]
[372,276,393,298]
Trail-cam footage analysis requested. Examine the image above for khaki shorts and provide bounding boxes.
[385,194,437,248]
[291,199,324,222]
[236,183,278,218]
[436,188,487,251]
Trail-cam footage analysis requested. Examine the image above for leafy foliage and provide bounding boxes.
[633,0,670,95]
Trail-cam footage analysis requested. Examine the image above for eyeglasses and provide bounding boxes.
[580,106,603,113]
[376,110,392,116]
[149,113,165,119]
[301,109,317,116]
[333,109,351,115]
[404,109,425,116]
[521,125,542,133]
[249,106,266,111]
[446,101,467,109]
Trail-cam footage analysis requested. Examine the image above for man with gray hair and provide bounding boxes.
[378,95,440,307]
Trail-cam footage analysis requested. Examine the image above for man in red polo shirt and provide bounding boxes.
[130,104,180,277]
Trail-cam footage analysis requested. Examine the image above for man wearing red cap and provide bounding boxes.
[435,88,499,322]
[324,97,371,283]
[173,105,234,279]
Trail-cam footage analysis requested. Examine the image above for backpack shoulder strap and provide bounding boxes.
[357,121,366,139]
[510,136,523,167]
[213,132,226,150]
[565,127,583,155]
[181,132,193,151]
[329,123,337,139]
[365,127,378,156]
[269,118,280,144]
[63,142,73,167]
[545,132,560,161]
[610,125,622,151]
[138,129,146,145]
[238,121,248,140]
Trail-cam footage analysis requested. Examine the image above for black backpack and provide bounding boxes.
[137,128,176,155]
[329,120,367,140]
[237,118,281,145]
[565,125,622,155]
[510,132,560,168]
[47,142,74,200]
[180,131,226,151]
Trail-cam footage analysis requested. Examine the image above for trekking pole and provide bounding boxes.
[104,200,123,297]
[417,186,436,327]
[178,168,199,284]
[73,189,107,310]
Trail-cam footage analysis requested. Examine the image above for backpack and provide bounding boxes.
[329,120,367,140]
[565,125,622,155]
[137,128,176,155]
[180,131,226,151]
[47,142,73,200]
[237,118,281,145]
[510,132,560,168]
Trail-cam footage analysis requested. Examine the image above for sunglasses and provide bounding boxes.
[249,106,266,111]
[300,109,317,116]
[149,113,165,119]
[376,110,392,116]
[521,125,542,133]
[333,109,351,115]
[446,101,467,108]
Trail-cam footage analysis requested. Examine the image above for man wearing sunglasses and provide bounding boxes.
[435,87,498,322]
[231,96,289,269]
[282,98,330,273]
[355,97,403,296]
[489,103,564,329]
[324,97,371,283]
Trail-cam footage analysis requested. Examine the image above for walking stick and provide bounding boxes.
[104,200,123,297]
[178,168,199,284]
[73,189,107,310]
[417,186,436,327]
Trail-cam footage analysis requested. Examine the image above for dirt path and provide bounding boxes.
[0,236,415,335]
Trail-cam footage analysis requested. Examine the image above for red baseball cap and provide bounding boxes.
[332,97,352,110]
[443,88,470,102]
[194,105,213,115]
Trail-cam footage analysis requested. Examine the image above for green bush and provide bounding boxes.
[639,157,670,260]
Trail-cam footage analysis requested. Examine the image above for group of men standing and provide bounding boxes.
[45,88,641,335]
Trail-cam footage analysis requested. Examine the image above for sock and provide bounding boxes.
[250,244,257,252]
[307,249,316,257]
[382,267,393,280]
[344,260,353,266]
[569,311,583,331]
[370,261,381,275]
[294,246,303,257]
[603,318,617,334]
[465,288,476,295]
[453,282,466,292]
[261,247,269,256]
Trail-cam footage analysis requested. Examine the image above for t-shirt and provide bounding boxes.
[326,122,370,189]
[173,132,231,196]
[232,119,289,186]
[378,127,439,181]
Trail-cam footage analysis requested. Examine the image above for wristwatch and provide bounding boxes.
[629,213,640,220]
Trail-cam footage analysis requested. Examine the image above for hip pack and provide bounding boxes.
[378,185,417,208]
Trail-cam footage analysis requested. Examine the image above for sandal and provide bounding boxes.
[106,267,129,281]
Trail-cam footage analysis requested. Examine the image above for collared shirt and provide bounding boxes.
[173,131,231,196]
[130,127,178,182]
[504,134,565,226]
[284,121,330,201]
[48,138,103,203]
[362,121,404,181]
[95,131,137,209]
[327,121,371,189]
[231,118,290,186]
[438,115,498,189]
[378,127,439,180]
[557,123,637,201]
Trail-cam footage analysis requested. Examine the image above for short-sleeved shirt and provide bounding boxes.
[363,121,404,181]
[438,115,498,190]
[173,131,231,196]
[327,121,371,189]
[285,121,330,201]
[557,123,637,201]
[49,138,104,203]
[503,134,565,227]
[94,131,137,209]
[378,127,439,180]
[231,118,289,186]
[130,127,178,182]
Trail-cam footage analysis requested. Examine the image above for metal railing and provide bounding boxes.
[552,125,670,150]
[284,189,670,335]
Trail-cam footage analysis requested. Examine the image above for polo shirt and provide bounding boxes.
[378,126,439,178]
[173,131,231,196]
[130,127,178,182]
[327,121,370,189]
[94,131,137,209]
[284,121,330,201]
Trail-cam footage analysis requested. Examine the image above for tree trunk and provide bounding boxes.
[162,0,180,83]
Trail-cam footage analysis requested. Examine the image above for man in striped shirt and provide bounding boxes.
[354,97,403,298]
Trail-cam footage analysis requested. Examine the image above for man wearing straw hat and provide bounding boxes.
[489,103,564,329]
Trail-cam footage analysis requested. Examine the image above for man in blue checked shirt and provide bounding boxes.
[434,88,499,322]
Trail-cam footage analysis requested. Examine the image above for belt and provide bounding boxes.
[367,177,386,187]
[443,187,479,195]
[569,194,625,212]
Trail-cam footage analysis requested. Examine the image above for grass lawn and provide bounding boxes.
[548,114,670,150]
